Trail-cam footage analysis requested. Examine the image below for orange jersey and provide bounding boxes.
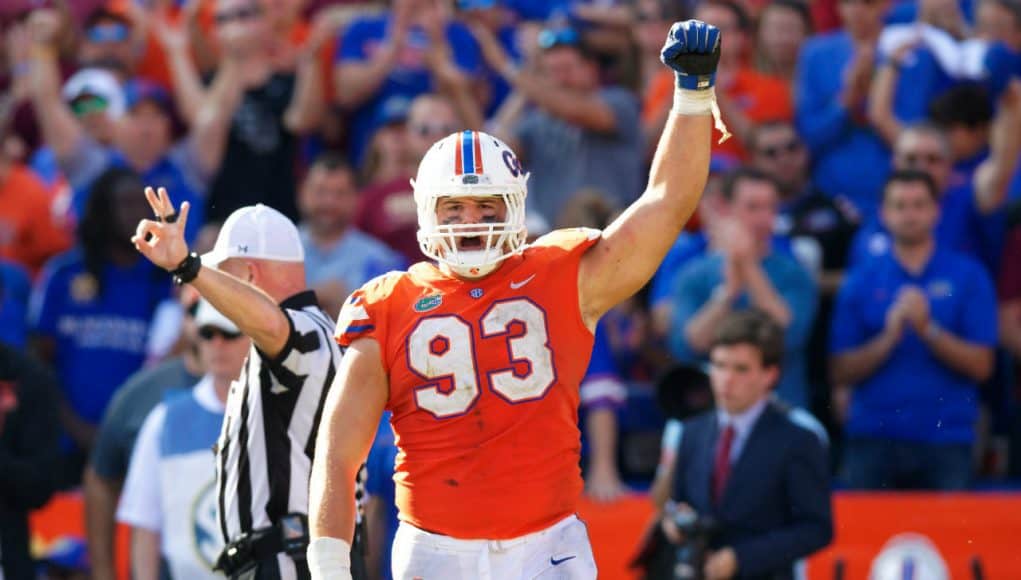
[335,228,601,539]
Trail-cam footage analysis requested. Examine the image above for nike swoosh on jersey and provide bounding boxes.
[509,274,537,289]
[270,384,289,395]
[550,555,576,566]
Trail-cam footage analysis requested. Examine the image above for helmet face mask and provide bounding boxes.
[413,131,529,278]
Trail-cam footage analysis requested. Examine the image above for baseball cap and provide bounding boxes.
[194,299,239,333]
[201,204,304,267]
[376,95,412,127]
[62,68,126,118]
[123,79,173,114]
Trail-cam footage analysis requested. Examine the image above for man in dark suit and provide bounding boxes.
[662,310,833,579]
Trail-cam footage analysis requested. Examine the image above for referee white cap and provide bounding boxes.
[194,299,239,333]
[201,204,304,267]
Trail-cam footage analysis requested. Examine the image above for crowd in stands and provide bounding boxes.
[2,0,1021,577]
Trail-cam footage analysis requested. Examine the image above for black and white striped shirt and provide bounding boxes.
[214,291,363,577]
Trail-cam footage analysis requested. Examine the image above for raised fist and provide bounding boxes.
[660,20,722,91]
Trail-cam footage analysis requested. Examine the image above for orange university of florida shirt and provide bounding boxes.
[335,228,601,539]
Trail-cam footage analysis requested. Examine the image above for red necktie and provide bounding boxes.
[712,424,736,505]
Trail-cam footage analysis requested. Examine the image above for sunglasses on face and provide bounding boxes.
[757,140,802,159]
[86,23,130,43]
[215,4,263,25]
[901,152,947,167]
[70,95,110,117]
[199,326,243,341]
[411,123,457,137]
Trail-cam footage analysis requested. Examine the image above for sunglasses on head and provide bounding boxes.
[199,326,243,341]
[538,27,580,50]
[215,4,263,25]
[757,140,801,159]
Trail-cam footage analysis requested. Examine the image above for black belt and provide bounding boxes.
[215,513,310,577]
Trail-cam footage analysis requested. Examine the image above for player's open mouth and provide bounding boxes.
[459,236,483,250]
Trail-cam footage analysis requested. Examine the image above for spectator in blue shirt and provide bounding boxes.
[665,168,818,410]
[334,0,484,167]
[25,17,237,242]
[298,152,406,318]
[830,170,997,490]
[477,24,644,226]
[580,320,629,503]
[795,0,891,218]
[849,110,1021,275]
[649,163,803,341]
[0,260,32,349]
[365,413,399,580]
[455,0,523,117]
[30,168,171,486]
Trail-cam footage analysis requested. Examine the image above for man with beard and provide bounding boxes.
[829,170,998,490]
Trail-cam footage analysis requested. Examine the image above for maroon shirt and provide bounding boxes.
[999,226,1021,301]
[355,175,423,265]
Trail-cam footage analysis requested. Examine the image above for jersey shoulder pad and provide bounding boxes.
[334,271,404,346]
[529,227,602,254]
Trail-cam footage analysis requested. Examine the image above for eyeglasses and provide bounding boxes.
[199,326,243,341]
[411,123,457,137]
[757,140,802,159]
[215,4,263,25]
[901,152,947,167]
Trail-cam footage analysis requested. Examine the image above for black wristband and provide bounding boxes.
[170,252,202,286]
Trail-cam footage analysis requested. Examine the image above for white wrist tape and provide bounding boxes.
[672,88,732,145]
[307,537,352,580]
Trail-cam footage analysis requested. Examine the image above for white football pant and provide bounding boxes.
[391,514,597,580]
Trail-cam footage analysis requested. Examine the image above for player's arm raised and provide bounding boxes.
[308,337,389,580]
[578,21,722,329]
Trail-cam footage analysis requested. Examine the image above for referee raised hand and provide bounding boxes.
[132,187,367,580]
[133,188,193,270]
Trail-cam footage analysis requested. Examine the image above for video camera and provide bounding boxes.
[656,363,714,422]
[617,365,719,579]
[667,510,721,580]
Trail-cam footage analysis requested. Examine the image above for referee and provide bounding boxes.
[131,187,366,580]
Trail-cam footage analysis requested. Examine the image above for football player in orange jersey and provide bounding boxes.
[308,19,725,580]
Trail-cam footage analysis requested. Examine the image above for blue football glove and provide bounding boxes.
[660,20,722,91]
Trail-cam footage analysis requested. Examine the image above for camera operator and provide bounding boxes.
[661,310,832,579]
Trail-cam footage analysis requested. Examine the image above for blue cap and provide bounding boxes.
[376,95,412,127]
[123,79,173,114]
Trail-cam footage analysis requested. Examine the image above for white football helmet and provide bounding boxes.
[412,130,529,278]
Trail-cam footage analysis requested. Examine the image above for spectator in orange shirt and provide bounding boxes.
[0,148,72,275]
[754,0,813,82]
[697,0,793,160]
[644,1,792,161]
